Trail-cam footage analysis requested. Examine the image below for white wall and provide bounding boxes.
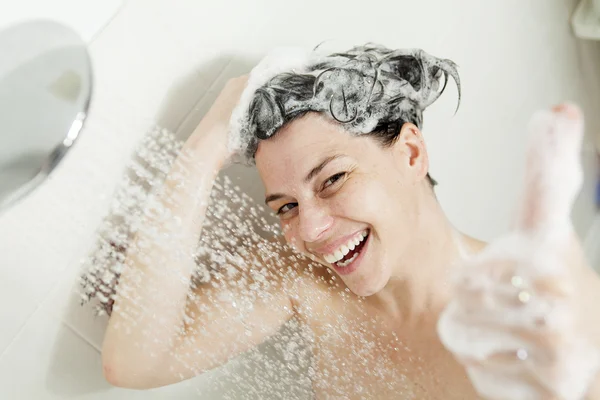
[0,0,123,42]
[0,0,599,399]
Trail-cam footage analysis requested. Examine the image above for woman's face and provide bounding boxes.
[255,113,430,296]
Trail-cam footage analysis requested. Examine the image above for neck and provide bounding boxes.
[373,190,482,325]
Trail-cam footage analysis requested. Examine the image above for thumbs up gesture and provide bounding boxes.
[438,104,600,400]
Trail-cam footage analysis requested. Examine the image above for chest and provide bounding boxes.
[302,301,478,399]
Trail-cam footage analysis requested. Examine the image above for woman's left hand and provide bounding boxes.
[438,104,600,400]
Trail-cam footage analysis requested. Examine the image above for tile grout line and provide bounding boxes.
[61,319,102,353]
[0,244,97,360]
[174,56,236,135]
[0,270,69,360]
[88,0,128,45]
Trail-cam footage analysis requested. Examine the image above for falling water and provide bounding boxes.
[76,124,319,398]
[77,124,417,399]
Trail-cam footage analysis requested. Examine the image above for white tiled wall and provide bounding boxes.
[0,0,599,399]
[0,0,124,42]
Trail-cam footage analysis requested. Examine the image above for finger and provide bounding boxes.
[450,308,568,349]
[515,103,584,234]
[453,243,575,307]
[456,258,574,295]
[462,359,559,400]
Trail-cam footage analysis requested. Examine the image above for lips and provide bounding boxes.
[320,229,369,263]
[331,230,370,275]
[335,234,368,265]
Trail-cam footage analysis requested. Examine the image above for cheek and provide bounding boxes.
[331,176,391,218]
[281,221,294,242]
[281,220,304,252]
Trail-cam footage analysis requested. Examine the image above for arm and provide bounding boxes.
[101,77,296,389]
[438,104,600,400]
[579,262,600,399]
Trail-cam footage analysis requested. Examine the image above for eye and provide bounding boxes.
[277,203,297,215]
[322,172,347,190]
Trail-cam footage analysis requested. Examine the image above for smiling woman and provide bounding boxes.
[241,44,463,297]
[100,43,600,399]
[254,111,447,297]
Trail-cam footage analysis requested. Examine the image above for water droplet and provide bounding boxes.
[516,348,528,360]
[518,290,531,303]
[511,275,524,288]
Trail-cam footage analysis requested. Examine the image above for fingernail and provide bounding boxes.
[551,103,581,120]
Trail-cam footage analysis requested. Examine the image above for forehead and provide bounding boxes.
[255,114,350,168]
[255,115,357,190]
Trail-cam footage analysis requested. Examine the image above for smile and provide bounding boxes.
[323,229,370,272]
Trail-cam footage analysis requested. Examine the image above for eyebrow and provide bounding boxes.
[264,154,344,205]
[264,193,285,205]
[304,154,343,183]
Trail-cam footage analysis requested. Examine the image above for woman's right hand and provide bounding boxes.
[187,75,249,166]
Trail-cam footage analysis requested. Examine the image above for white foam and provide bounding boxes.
[438,105,600,400]
[226,45,460,165]
[228,46,320,161]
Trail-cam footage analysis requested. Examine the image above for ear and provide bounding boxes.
[392,123,430,182]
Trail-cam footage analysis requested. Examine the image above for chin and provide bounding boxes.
[346,271,391,297]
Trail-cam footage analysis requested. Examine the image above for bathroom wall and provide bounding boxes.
[0,0,123,42]
[0,0,599,398]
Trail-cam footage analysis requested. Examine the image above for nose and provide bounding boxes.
[297,202,333,243]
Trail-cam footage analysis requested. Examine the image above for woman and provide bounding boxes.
[101,44,600,399]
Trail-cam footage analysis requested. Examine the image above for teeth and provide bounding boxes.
[323,229,369,263]
[336,252,359,267]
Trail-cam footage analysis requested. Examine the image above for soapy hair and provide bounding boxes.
[231,44,461,186]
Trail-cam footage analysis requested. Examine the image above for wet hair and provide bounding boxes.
[240,43,461,187]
